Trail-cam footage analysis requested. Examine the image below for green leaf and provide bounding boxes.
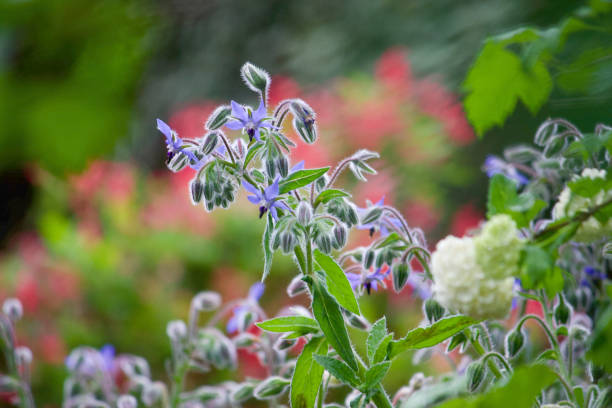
[256,316,319,334]
[262,213,273,281]
[389,316,479,359]
[487,174,546,228]
[367,317,388,364]
[519,245,564,297]
[435,365,556,408]
[373,334,392,364]
[279,168,329,194]
[291,336,328,408]
[313,189,350,208]
[243,142,264,168]
[587,304,612,372]
[313,355,360,387]
[363,361,391,391]
[568,172,612,198]
[463,41,552,136]
[311,279,358,370]
[313,249,360,315]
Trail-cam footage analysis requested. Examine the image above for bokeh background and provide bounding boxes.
[1,0,611,404]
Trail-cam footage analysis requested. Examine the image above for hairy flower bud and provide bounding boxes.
[206,105,232,130]
[297,201,312,226]
[253,376,290,400]
[332,225,347,249]
[281,232,295,254]
[117,395,138,408]
[202,131,219,154]
[505,328,525,358]
[277,157,289,178]
[287,276,308,297]
[554,294,571,326]
[346,313,370,330]
[274,336,297,351]
[392,263,410,292]
[316,235,332,254]
[142,381,167,406]
[424,298,445,323]
[2,298,23,321]
[15,346,32,367]
[166,320,188,342]
[233,333,258,348]
[231,382,256,403]
[363,249,375,269]
[467,361,486,392]
[191,291,222,312]
[191,178,205,204]
[266,159,276,178]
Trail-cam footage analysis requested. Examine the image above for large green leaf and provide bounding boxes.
[261,213,274,281]
[291,336,328,408]
[487,174,546,228]
[389,316,479,359]
[256,316,319,334]
[463,41,552,136]
[313,249,360,315]
[279,168,329,194]
[311,279,358,370]
[436,365,556,408]
[313,189,350,208]
[313,355,360,387]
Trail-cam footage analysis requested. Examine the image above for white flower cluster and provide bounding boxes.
[431,215,523,319]
[552,168,612,243]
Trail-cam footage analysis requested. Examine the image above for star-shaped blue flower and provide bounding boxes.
[356,196,402,237]
[227,282,265,334]
[346,266,390,295]
[156,119,198,163]
[242,177,289,220]
[225,99,275,142]
[483,155,528,186]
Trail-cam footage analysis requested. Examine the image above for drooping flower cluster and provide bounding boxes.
[431,215,523,319]
[552,168,612,242]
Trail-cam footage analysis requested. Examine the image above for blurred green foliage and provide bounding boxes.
[0,0,155,173]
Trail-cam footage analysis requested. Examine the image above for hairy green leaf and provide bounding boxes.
[363,361,391,391]
[291,336,328,408]
[279,168,329,194]
[314,249,360,315]
[367,317,388,364]
[313,355,359,387]
[256,316,319,334]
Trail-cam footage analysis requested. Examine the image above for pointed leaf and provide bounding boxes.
[256,316,319,334]
[262,213,274,281]
[314,249,360,315]
[313,189,350,208]
[291,336,328,408]
[313,355,359,387]
[363,361,391,391]
[279,168,329,194]
[367,317,388,364]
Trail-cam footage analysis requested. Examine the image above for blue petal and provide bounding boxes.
[226,120,245,130]
[264,177,280,201]
[230,101,249,122]
[157,118,173,145]
[242,180,261,196]
[252,98,267,122]
[247,195,261,204]
[290,161,305,172]
[375,196,385,206]
[249,282,265,301]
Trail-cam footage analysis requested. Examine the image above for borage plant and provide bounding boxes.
[1,63,611,408]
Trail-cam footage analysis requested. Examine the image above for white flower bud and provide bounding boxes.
[166,320,187,342]
[117,395,138,408]
[2,298,23,321]
[191,291,222,312]
[142,381,166,406]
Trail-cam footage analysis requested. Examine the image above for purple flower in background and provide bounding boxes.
[226,99,275,142]
[156,119,198,163]
[242,177,289,220]
[511,278,523,310]
[405,272,432,300]
[584,266,606,280]
[99,344,116,372]
[346,267,390,295]
[227,283,265,334]
[483,155,528,186]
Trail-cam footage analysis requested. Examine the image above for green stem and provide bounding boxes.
[371,385,393,408]
[470,334,503,380]
[306,233,313,276]
[481,352,512,374]
[170,360,189,408]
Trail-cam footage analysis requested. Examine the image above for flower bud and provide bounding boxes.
[117,395,138,408]
[202,131,219,154]
[274,336,297,351]
[231,382,256,403]
[424,298,445,323]
[361,207,383,226]
[15,346,32,367]
[281,233,295,254]
[297,201,312,226]
[347,206,359,226]
[253,376,290,400]
[287,276,308,297]
[467,361,486,392]
[166,320,188,342]
[191,291,222,312]
[316,235,332,254]
[505,328,525,358]
[191,178,204,204]
[363,249,375,269]
[142,381,167,406]
[266,159,276,178]
[206,105,232,130]
[167,152,189,173]
[233,333,258,348]
[2,298,23,321]
[346,313,370,330]
[392,263,410,293]
[277,157,289,178]
[332,225,347,249]
[554,294,571,326]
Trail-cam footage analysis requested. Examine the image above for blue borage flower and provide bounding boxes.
[156,119,198,164]
[65,344,116,376]
[227,282,265,334]
[226,98,275,142]
[346,266,390,295]
[483,155,528,186]
[242,177,290,220]
[356,196,402,237]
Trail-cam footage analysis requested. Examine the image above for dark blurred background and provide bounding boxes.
[1,0,610,404]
